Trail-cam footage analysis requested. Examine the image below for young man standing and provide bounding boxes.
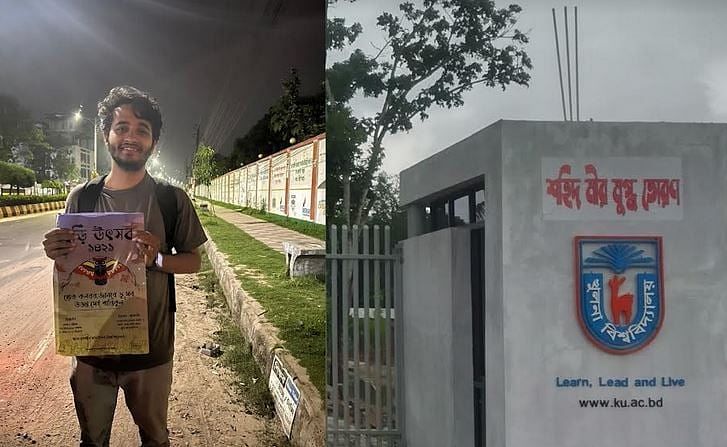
[42,86,207,446]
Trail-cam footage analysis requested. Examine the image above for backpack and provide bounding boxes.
[76,174,179,312]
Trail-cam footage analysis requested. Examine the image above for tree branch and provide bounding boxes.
[398,24,455,101]
[370,38,393,61]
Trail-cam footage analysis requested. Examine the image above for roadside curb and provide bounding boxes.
[0,201,66,218]
[202,235,325,447]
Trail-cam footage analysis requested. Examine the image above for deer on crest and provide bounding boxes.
[608,275,634,325]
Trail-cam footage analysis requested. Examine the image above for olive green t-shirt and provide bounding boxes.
[65,172,207,371]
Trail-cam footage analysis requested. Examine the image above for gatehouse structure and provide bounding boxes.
[397,120,727,447]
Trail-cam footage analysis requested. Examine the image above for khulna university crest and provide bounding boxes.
[575,236,664,354]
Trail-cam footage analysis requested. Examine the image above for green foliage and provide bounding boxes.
[327,0,532,226]
[326,102,368,224]
[0,96,77,183]
[230,111,281,168]
[192,144,218,186]
[198,210,326,395]
[0,161,35,192]
[52,147,79,182]
[0,94,34,162]
[41,179,64,191]
[227,70,325,171]
[0,194,66,206]
[27,140,53,182]
[368,172,400,226]
[269,69,325,142]
[364,172,409,242]
[197,257,278,417]
[212,152,235,174]
[327,0,362,50]
[327,18,362,50]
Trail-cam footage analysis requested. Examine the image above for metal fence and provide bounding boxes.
[327,225,404,446]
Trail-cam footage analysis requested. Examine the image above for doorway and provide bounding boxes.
[471,227,485,447]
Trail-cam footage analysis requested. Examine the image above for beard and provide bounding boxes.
[108,142,153,172]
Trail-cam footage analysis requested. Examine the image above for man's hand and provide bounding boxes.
[42,228,77,260]
[132,230,161,267]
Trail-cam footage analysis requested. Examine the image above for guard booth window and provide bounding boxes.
[426,185,484,233]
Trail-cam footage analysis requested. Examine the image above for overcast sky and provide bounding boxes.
[328,0,727,175]
[0,0,324,180]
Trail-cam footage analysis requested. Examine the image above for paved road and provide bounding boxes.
[0,211,56,267]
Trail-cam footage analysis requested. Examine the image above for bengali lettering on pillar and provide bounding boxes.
[542,157,682,220]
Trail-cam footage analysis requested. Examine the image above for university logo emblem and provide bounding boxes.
[575,236,664,354]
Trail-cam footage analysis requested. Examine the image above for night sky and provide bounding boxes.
[0,0,325,180]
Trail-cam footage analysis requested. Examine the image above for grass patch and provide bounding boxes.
[200,197,325,241]
[198,209,326,397]
[197,256,277,417]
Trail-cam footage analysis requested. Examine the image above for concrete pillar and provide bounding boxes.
[401,227,474,447]
[406,205,426,238]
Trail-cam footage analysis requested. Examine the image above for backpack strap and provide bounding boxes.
[152,178,179,313]
[77,175,108,212]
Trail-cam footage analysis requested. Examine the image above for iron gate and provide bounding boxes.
[326,224,404,446]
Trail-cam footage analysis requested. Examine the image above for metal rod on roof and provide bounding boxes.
[575,6,580,121]
[552,8,567,121]
[564,6,573,121]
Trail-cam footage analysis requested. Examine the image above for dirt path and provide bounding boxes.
[0,256,285,446]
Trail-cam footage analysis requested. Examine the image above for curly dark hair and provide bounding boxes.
[97,85,162,143]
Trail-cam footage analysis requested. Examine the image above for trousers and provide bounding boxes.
[69,357,173,447]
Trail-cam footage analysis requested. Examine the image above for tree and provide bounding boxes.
[230,112,281,167]
[192,144,218,187]
[269,69,326,142]
[28,141,53,182]
[228,70,325,171]
[327,0,362,50]
[52,147,79,182]
[0,161,35,194]
[0,94,34,162]
[41,179,64,192]
[368,172,400,226]
[212,152,235,174]
[326,101,368,223]
[370,172,410,242]
[327,0,533,226]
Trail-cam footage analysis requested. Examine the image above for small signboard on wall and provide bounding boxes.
[269,354,301,438]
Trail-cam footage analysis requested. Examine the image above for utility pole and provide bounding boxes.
[189,123,201,190]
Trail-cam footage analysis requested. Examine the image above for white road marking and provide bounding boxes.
[15,330,54,375]
[31,331,53,363]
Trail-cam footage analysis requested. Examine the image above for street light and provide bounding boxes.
[74,107,97,177]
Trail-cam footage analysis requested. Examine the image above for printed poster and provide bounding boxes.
[53,212,149,356]
[269,354,301,438]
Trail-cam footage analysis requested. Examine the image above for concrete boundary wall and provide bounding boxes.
[0,200,66,218]
[196,134,325,224]
[203,236,324,447]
